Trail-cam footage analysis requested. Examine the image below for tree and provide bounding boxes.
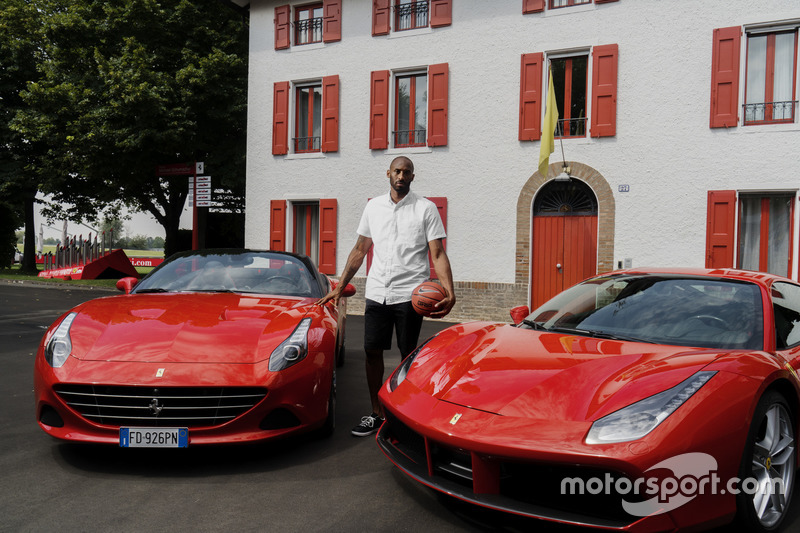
[0,0,46,273]
[13,0,248,257]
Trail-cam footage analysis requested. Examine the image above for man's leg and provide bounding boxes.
[365,348,385,416]
[395,300,424,358]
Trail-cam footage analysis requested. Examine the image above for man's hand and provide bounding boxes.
[429,292,455,319]
[315,286,341,307]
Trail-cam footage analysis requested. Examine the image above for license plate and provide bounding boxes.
[120,427,188,448]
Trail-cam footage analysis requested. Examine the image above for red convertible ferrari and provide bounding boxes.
[378,268,800,532]
[34,249,355,447]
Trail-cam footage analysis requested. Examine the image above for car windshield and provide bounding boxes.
[133,251,319,298]
[525,275,764,350]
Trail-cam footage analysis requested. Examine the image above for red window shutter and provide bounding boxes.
[270,200,287,252]
[319,199,338,275]
[519,52,543,141]
[323,0,342,42]
[705,190,736,268]
[274,5,291,50]
[522,0,545,14]
[430,0,452,27]
[321,75,339,153]
[370,70,390,149]
[591,44,618,138]
[372,0,390,36]
[427,63,449,147]
[426,197,448,279]
[709,26,741,128]
[272,81,290,155]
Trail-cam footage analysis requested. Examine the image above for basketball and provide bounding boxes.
[411,281,447,316]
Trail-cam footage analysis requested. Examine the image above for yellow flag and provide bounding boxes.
[538,68,559,180]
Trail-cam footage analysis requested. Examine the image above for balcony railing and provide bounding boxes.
[394,1,428,31]
[393,129,427,147]
[743,101,798,125]
[293,136,321,153]
[555,118,587,138]
[294,17,323,45]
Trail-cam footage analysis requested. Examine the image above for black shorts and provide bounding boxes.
[364,299,424,358]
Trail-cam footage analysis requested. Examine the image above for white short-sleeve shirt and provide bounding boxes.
[357,191,446,304]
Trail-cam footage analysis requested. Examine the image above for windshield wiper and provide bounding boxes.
[521,319,548,331]
[550,327,655,344]
[134,288,169,293]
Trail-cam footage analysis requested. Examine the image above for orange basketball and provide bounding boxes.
[411,281,447,316]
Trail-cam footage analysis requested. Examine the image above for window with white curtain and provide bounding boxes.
[738,194,793,277]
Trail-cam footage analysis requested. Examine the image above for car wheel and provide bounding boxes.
[736,391,796,532]
[317,370,336,438]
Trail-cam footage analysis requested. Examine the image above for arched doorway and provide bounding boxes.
[530,178,598,308]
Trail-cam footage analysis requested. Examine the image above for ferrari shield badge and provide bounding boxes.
[449,413,462,425]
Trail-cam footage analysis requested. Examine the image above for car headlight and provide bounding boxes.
[388,337,435,392]
[45,312,77,368]
[586,371,717,444]
[269,318,311,371]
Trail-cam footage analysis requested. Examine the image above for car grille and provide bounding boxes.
[54,384,267,428]
[378,411,637,528]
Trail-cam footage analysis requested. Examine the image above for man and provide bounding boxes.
[316,156,455,436]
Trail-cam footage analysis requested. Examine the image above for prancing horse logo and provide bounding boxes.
[149,398,163,416]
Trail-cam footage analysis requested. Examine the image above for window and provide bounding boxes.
[551,56,588,137]
[372,0,451,35]
[274,1,341,50]
[370,64,448,149]
[518,45,617,142]
[523,0,617,14]
[737,194,794,277]
[273,76,339,155]
[293,202,320,263]
[395,0,428,31]
[295,84,322,153]
[705,190,796,279]
[710,24,800,128]
[744,30,798,125]
[772,282,800,349]
[394,72,427,147]
[294,3,323,46]
[270,199,338,274]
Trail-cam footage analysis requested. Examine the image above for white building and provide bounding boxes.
[237,0,800,321]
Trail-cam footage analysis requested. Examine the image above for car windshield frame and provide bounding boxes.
[525,274,764,350]
[132,250,324,298]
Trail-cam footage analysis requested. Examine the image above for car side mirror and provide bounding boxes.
[510,305,530,325]
[331,280,357,298]
[116,277,138,294]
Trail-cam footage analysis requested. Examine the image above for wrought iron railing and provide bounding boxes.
[555,118,587,138]
[293,136,321,153]
[294,17,323,45]
[743,101,798,125]
[394,1,428,31]
[393,129,427,147]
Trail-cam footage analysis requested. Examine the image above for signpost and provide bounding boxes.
[157,161,205,250]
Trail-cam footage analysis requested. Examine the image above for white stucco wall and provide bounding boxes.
[244,0,800,285]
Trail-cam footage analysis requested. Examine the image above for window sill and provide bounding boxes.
[285,152,327,160]
[729,122,800,134]
[388,27,433,39]
[289,42,325,53]
[384,146,433,155]
[545,4,595,17]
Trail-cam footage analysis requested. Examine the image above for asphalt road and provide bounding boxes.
[2,281,799,533]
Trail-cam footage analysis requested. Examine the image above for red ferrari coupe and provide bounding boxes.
[34,249,355,447]
[378,268,800,532]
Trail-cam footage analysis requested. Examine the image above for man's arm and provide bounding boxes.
[428,238,455,318]
[315,234,373,306]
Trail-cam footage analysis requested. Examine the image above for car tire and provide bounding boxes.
[735,390,796,532]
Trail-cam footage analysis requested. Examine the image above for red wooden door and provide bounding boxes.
[532,215,597,308]
[530,179,598,309]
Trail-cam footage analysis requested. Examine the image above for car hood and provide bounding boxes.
[67,293,312,364]
[408,322,730,422]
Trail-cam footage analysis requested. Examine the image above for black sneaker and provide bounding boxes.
[351,413,384,437]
